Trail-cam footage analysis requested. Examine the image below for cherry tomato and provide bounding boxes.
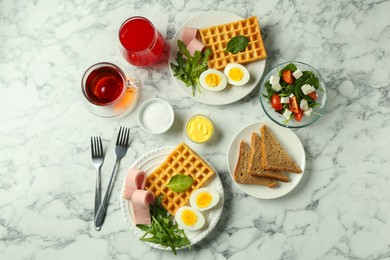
[289,96,300,114]
[271,94,282,111]
[282,70,295,84]
[294,109,303,122]
[307,91,317,101]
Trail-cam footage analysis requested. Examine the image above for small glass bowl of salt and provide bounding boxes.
[137,98,174,134]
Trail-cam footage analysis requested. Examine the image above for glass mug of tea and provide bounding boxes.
[81,62,140,117]
[119,16,164,66]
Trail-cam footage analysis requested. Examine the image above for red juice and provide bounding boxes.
[85,66,124,105]
[119,17,164,66]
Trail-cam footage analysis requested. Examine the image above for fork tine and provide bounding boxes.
[119,127,129,147]
[120,127,126,146]
[98,137,103,156]
[120,127,125,145]
[91,137,94,157]
[124,127,130,147]
[93,137,97,155]
[95,136,99,155]
[116,127,123,146]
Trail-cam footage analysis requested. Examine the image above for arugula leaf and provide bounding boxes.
[166,174,194,192]
[170,40,211,96]
[201,48,212,64]
[177,40,191,60]
[137,195,190,255]
[224,35,249,54]
[283,113,294,125]
[264,81,275,99]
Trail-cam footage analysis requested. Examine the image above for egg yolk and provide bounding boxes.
[181,209,198,226]
[196,192,212,208]
[228,67,244,81]
[205,73,221,87]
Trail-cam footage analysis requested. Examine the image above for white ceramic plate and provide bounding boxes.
[169,11,266,105]
[120,146,224,251]
[227,122,306,199]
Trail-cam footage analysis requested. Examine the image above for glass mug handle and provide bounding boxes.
[113,78,140,115]
[126,78,141,90]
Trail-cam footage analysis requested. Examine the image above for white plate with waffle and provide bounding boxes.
[169,11,267,105]
[120,146,224,251]
[227,122,306,199]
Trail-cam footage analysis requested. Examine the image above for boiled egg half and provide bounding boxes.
[199,69,227,92]
[175,206,205,231]
[224,63,250,86]
[190,187,220,211]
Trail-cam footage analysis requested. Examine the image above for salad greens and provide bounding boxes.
[263,63,324,124]
[137,195,191,255]
[166,174,194,192]
[224,35,249,54]
[170,40,211,96]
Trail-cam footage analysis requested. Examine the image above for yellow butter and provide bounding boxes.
[186,115,214,143]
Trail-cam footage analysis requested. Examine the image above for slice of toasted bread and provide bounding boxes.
[260,125,302,173]
[247,132,289,182]
[233,140,278,188]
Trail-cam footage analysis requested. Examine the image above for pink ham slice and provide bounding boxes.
[187,38,205,56]
[124,168,146,200]
[181,27,199,46]
[131,190,155,225]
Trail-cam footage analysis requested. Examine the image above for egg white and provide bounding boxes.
[175,206,205,231]
[199,69,227,92]
[223,63,250,86]
[190,187,220,211]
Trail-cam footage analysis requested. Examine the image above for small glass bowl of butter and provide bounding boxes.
[185,114,214,144]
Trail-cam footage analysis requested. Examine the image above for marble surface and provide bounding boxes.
[1,0,390,259]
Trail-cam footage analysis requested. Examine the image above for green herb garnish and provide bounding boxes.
[224,35,249,54]
[170,40,211,96]
[137,195,191,255]
[166,174,194,192]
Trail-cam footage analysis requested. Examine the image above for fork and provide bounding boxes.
[95,126,131,228]
[91,136,104,231]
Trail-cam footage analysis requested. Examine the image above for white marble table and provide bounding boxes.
[1,0,390,259]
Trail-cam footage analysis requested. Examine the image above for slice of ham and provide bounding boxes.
[187,38,205,56]
[124,168,146,200]
[181,27,199,46]
[131,190,155,225]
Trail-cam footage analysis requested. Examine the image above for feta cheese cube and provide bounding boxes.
[301,84,315,95]
[271,82,281,92]
[293,69,303,79]
[269,75,280,85]
[303,107,313,116]
[280,97,289,104]
[300,99,309,111]
[289,93,295,98]
[282,109,292,119]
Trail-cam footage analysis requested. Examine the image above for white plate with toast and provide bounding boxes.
[120,146,224,250]
[227,122,306,199]
[169,11,266,105]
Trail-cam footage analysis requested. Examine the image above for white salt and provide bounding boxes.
[141,101,172,133]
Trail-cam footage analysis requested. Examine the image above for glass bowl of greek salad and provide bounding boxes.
[259,61,327,128]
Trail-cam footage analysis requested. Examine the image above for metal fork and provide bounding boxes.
[91,136,104,231]
[95,126,131,228]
